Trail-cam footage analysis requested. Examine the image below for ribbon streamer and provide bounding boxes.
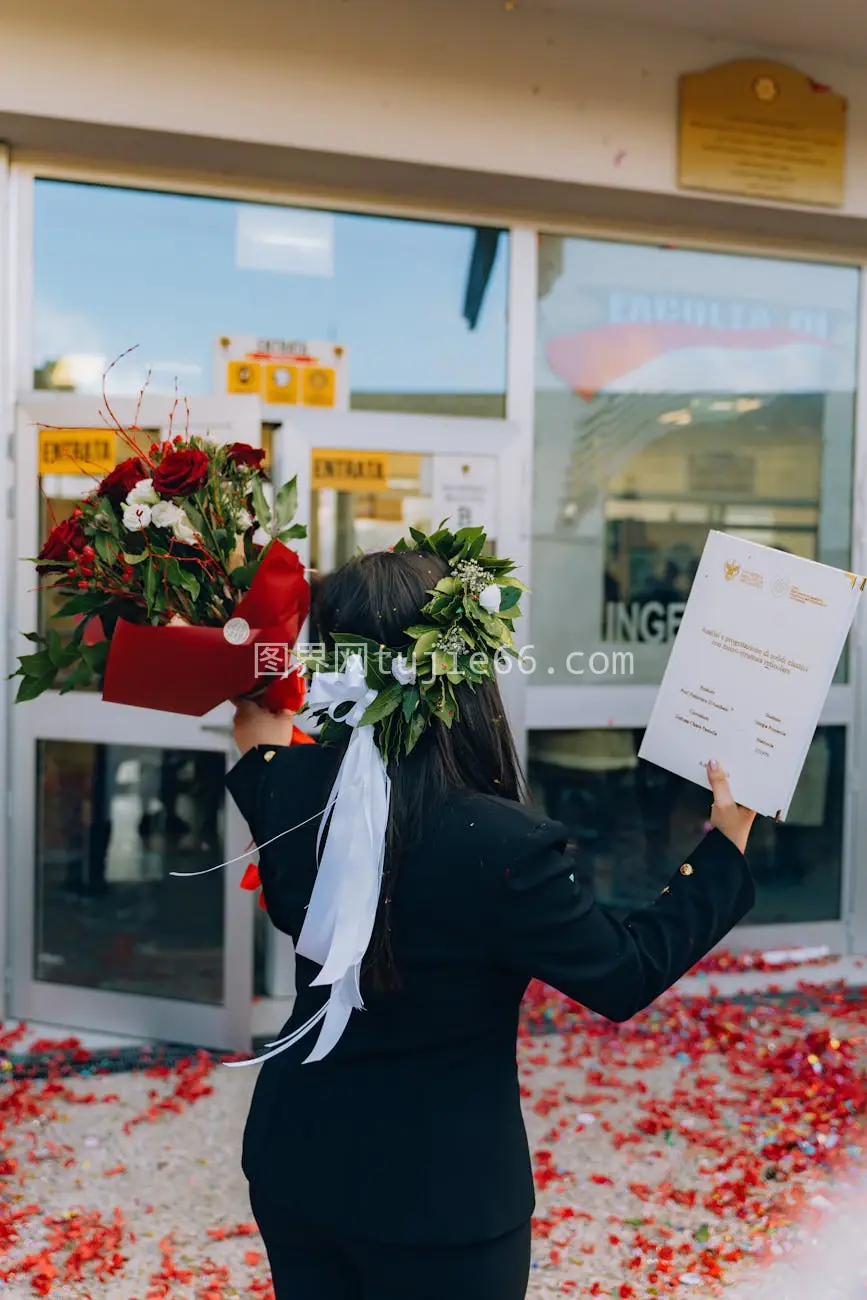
[169,805,326,877]
[229,654,391,1068]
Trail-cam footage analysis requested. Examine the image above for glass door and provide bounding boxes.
[530,234,862,952]
[10,394,261,1050]
[257,407,526,1007]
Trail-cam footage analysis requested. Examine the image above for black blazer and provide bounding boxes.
[226,743,754,1246]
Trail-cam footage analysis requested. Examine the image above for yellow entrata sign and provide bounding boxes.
[311,450,389,493]
[38,429,117,477]
[679,60,847,208]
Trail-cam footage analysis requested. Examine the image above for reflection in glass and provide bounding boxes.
[307,451,497,577]
[36,741,226,1003]
[528,727,844,925]
[34,181,508,417]
[533,238,859,684]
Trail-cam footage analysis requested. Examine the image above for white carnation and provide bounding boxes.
[126,478,159,507]
[171,511,198,545]
[479,584,502,613]
[151,501,184,530]
[123,503,152,531]
[235,507,254,532]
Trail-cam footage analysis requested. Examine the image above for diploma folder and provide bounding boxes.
[638,531,862,820]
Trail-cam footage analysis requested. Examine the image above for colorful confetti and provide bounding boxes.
[0,962,865,1296]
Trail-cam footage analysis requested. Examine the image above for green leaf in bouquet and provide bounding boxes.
[405,709,427,754]
[433,681,456,727]
[278,522,307,541]
[15,671,57,702]
[378,709,399,760]
[47,630,73,670]
[80,640,110,674]
[15,649,55,678]
[94,532,116,565]
[431,649,456,676]
[410,629,440,658]
[184,502,206,535]
[61,658,95,692]
[498,585,522,612]
[55,591,106,617]
[251,476,272,534]
[123,550,147,566]
[474,610,508,640]
[401,685,420,720]
[329,632,381,658]
[229,563,258,589]
[177,568,201,602]
[358,683,403,728]
[144,560,158,612]
[274,477,298,531]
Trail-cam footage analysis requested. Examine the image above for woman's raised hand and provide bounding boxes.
[707,760,756,855]
[232,699,296,756]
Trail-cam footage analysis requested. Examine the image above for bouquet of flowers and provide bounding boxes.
[11,433,310,716]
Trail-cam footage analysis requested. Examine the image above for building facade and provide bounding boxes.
[2,0,867,1049]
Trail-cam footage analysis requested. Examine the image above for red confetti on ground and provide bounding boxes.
[0,962,865,1295]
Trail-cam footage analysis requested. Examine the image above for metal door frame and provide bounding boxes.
[8,393,260,1048]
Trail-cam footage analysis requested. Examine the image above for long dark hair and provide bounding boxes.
[312,549,525,991]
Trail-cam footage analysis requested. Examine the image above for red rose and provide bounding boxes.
[97,457,147,504]
[226,442,266,470]
[37,518,88,573]
[152,447,210,498]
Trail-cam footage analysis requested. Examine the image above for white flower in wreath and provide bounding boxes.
[123,503,152,531]
[392,653,416,686]
[151,500,185,530]
[171,510,198,545]
[479,584,502,613]
[125,478,159,507]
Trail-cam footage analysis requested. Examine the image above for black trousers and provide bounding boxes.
[250,1187,532,1300]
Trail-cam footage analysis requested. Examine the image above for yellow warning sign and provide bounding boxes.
[38,429,117,476]
[301,367,336,408]
[264,363,299,404]
[227,360,262,394]
[311,450,389,493]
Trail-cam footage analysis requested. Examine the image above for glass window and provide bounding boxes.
[306,451,498,574]
[533,238,859,684]
[527,727,845,925]
[33,181,508,417]
[36,741,226,1002]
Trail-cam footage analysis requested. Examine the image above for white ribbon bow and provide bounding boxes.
[228,654,390,1069]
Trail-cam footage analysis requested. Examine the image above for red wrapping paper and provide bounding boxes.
[101,542,309,716]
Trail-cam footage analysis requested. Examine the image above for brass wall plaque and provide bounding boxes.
[678,60,846,207]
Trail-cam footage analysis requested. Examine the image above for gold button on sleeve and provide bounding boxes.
[263,750,276,763]
[679,862,694,877]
